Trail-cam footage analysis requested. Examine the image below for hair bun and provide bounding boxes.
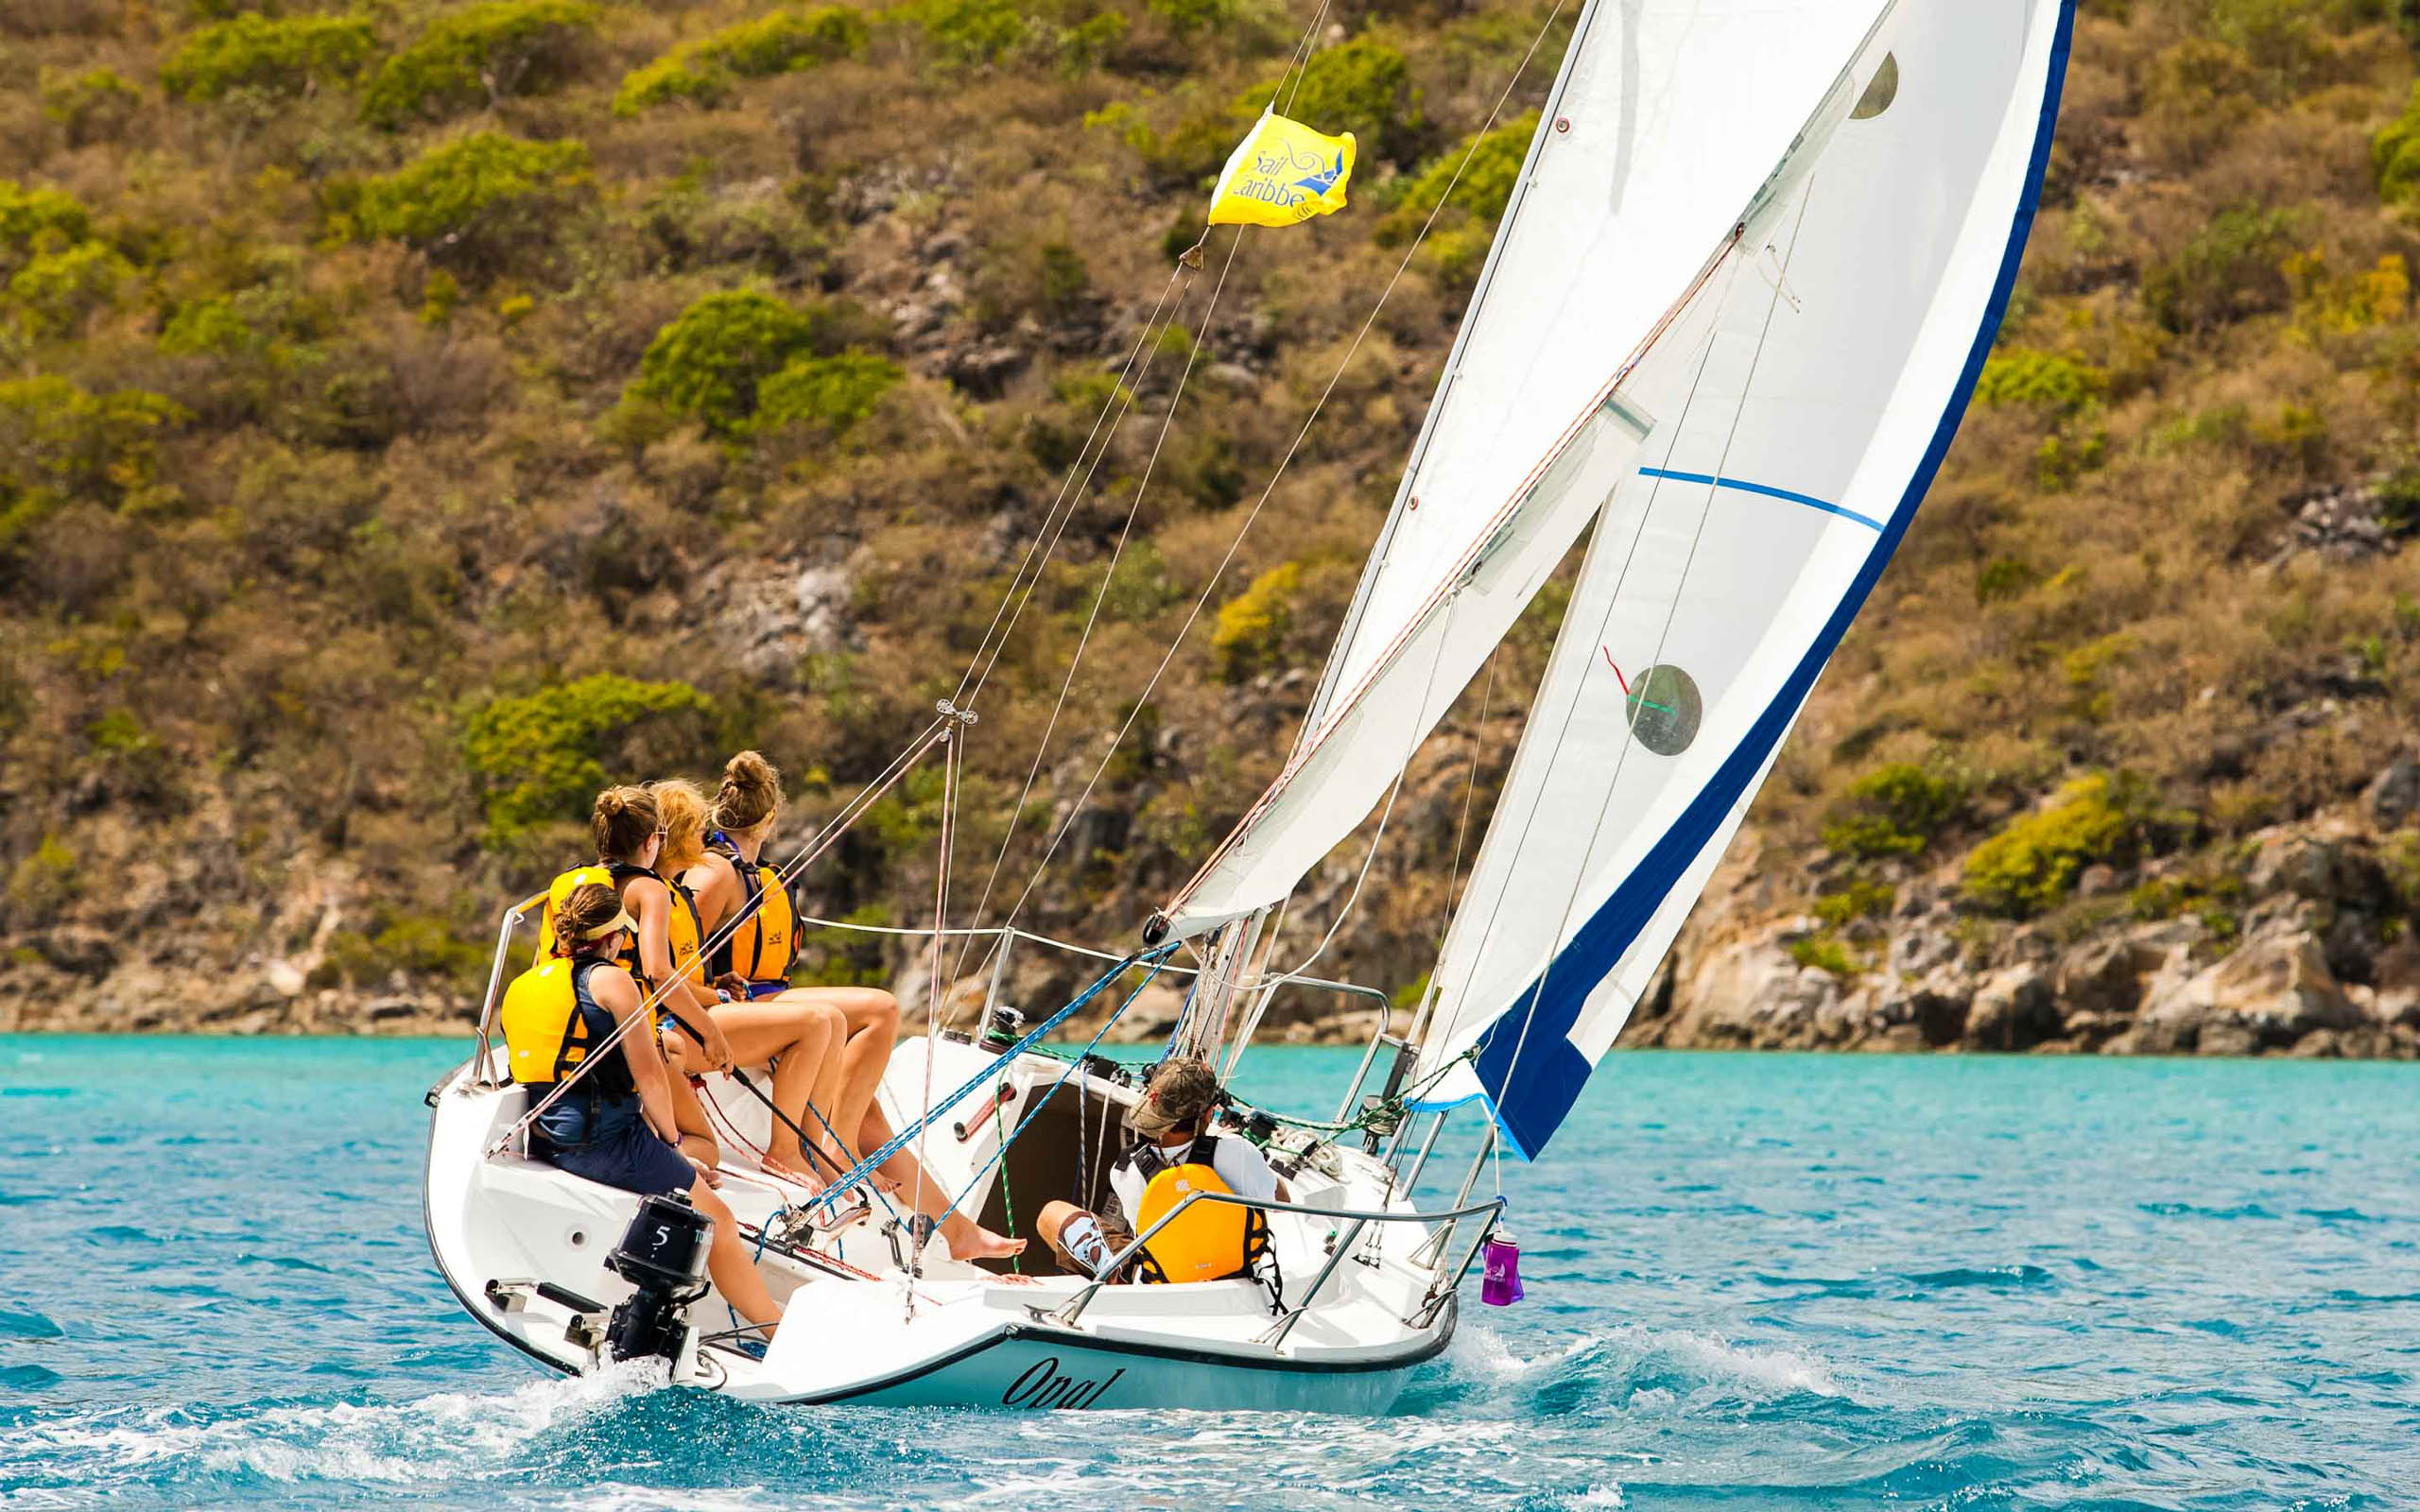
[713,750,784,831]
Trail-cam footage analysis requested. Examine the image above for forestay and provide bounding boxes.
[1414,0,2078,1157]
[1161,0,1890,936]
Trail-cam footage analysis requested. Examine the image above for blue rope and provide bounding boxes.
[801,944,1176,1218]
[942,954,1169,1219]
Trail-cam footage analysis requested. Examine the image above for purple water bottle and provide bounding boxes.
[1480,1230,1524,1307]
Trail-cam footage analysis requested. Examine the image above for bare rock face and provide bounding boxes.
[1657,920,1842,1048]
[694,561,850,687]
[2242,830,2386,905]
[1965,965,2061,1051]
[1099,982,1186,1044]
[2364,757,2420,828]
[2131,921,2362,1055]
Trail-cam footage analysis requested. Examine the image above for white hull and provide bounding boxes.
[424,1035,1467,1411]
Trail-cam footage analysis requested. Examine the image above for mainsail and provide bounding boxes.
[1415,0,2078,1157]
[1160,0,1890,936]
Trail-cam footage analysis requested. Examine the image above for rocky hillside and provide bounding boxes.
[3,0,2418,1054]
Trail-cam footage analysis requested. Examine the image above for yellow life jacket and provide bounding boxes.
[665,875,709,991]
[498,957,634,1094]
[536,864,618,964]
[1127,1136,1270,1285]
[707,836,795,985]
[537,862,691,992]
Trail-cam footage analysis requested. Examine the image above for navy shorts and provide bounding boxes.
[536,1097,696,1198]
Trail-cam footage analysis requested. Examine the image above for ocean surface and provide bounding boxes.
[1,1037,2413,1510]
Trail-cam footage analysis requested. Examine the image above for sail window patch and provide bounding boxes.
[1623,664,1702,757]
[1851,54,1898,120]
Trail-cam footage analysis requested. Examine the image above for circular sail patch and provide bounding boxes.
[1624,664,1702,756]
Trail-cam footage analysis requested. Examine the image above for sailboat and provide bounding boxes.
[424,0,2075,1410]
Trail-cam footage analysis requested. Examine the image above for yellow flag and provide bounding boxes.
[1206,108,1357,229]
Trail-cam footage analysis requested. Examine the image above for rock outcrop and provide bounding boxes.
[1625,774,2420,1060]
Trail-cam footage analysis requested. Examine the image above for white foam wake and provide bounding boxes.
[25,1359,667,1486]
[1455,1323,1846,1400]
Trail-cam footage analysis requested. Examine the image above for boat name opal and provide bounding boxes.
[998,1357,1127,1409]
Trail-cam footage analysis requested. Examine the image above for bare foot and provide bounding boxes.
[952,1226,1027,1262]
[760,1155,825,1195]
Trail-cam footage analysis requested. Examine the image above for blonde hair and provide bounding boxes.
[555,882,624,956]
[713,750,784,836]
[649,777,710,872]
[591,786,659,864]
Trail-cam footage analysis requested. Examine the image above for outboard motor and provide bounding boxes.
[603,1192,713,1363]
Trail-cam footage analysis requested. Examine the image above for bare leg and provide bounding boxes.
[692,1180,781,1335]
[705,1001,839,1179]
[858,1106,1025,1262]
[821,987,898,1150]
[666,1072,718,1172]
[1034,1200,1082,1267]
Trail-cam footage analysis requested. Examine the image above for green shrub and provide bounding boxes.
[158,297,255,357]
[317,913,487,991]
[913,0,1028,67]
[1105,35,1424,185]
[40,67,142,145]
[1286,36,1422,163]
[6,834,78,919]
[0,376,187,552]
[460,673,716,838]
[1148,0,1239,36]
[631,289,820,433]
[613,5,866,114]
[1376,110,1535,247]
[1975,349,2105,415]
[348,132,592,274]
[1789,931,1861,978]
[1960,772,2163,918]
[1212,560,1299,680]
[1821,762,1967,857]
[2140,203,2309,333]
[162,12,377,101]
[752,352,902,437]
[363,0,599,127]
[974,238,1092,330]
[0,180,94,273]
[2381,80,2420,204]
[1813,877,1895,928]
[2377,468,2420,538]
[7,240,133,335]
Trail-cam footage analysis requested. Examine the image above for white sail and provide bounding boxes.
[1414,0,2077,1157]
[1161,0,1889,937]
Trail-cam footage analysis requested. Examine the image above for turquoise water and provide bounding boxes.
[1,1038,2414,1509]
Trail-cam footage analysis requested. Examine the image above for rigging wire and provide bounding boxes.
[947,226,1253,997]
[951,266,1195,710]
[947,0,1326,712]
[907,721,965,1314]
[958,0,1576,986]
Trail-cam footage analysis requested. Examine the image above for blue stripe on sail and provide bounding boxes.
[1637,467,1884,531]
[1472,0,2079,1162]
